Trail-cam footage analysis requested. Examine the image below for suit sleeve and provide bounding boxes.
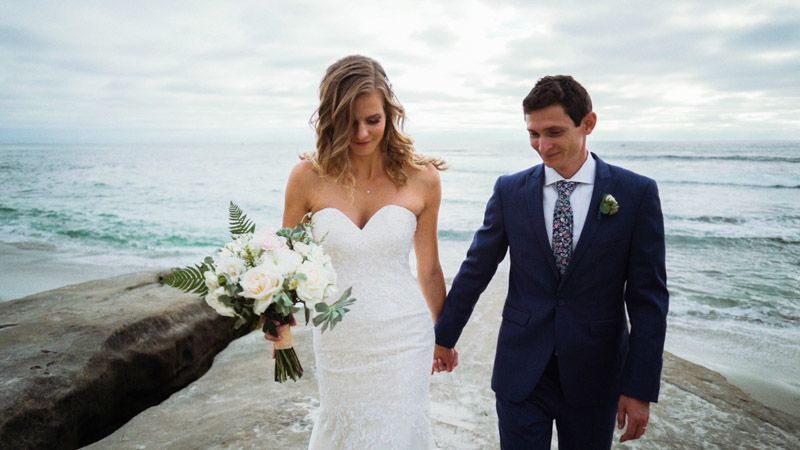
[435,176,509,349]
[621,178,669,402]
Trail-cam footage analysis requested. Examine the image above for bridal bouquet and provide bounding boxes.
[162,202,355,382]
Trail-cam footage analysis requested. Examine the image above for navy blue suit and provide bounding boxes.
[435,154,668,447]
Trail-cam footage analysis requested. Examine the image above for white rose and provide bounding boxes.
[253,228,287,252]
[205,287,236,317]
[307,243,332,266]
[295,260,333,307]
[292,241,312,258]
[216,256,247,283]
[239,265,284,315]
[204,270,220,291]
[262,247,303,276]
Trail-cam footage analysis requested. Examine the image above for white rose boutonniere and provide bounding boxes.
[598,193,619,218]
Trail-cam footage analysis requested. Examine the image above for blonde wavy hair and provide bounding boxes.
[307,55,445,189]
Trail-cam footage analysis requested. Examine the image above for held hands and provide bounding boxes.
[617,394,650,442]
[432,344,459,374]
[261,315,297,359]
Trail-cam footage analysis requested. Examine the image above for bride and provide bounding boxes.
[269,55,454,449]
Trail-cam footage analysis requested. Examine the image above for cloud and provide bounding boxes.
[1,0,798,142]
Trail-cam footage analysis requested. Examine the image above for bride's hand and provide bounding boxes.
[432,344,458,374]
[261,315,297,358]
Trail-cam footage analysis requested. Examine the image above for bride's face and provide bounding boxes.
[349,91,386,157]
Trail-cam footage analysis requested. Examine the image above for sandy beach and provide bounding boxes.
[80,272,798,449]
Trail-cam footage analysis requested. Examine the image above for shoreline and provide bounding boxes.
[0,241,157,301]
[1,240,797,420]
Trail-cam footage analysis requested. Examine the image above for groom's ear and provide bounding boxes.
[581,112,597,135]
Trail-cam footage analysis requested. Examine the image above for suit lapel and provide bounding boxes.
[561,153,617,284]
[524,165,560,279]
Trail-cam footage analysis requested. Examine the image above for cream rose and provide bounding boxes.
[239,264,284,314]
[205,287,236,317]
[295,260,333,307]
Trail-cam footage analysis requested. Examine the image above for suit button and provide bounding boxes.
[558,299,566,306]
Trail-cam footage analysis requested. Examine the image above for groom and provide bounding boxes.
[434,75,668,448]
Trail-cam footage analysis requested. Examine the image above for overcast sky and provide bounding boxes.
[1,0,798,143]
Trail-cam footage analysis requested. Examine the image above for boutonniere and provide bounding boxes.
[598,193,619,218]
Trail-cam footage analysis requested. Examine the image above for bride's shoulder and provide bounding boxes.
[288,159,322,183]
[406,162,442,189]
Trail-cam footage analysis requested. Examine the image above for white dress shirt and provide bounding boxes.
[543,154,596,250]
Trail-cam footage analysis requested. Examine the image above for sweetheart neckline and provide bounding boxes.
[313,205,416,231]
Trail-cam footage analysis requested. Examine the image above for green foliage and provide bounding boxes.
[229,201,256,237]
[161,262,214,295]
[276,212,313,244]
[313,287,356,333]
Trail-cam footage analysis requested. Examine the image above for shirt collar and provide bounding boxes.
[544,152,596,187]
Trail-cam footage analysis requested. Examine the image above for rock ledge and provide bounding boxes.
[0,271,244,449]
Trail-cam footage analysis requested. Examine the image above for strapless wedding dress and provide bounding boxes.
[308,205,436,449]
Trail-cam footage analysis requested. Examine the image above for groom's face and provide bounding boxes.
[525,104,596,179]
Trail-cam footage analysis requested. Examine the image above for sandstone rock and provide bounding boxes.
[85,328,319,450]
[0,271,246,449]
[89,275,800,449]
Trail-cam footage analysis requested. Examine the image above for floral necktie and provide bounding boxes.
[552,181,578,277]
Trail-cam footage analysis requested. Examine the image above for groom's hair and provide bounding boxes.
[522,75,592,127]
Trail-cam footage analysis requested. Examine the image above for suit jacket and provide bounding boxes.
[435,153,669,406]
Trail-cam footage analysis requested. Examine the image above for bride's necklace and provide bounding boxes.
[357,179,375,195]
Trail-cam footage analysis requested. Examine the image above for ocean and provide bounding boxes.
[1,140,798,415]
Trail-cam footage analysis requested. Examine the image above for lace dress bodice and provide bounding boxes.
[308,205,435,449]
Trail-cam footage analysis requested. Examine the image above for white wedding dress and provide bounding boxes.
[308,205,436,449]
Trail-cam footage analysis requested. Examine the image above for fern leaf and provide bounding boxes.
[229,201,256,237]
[161,262,212,295]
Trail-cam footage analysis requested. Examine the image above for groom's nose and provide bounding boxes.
[539,136,552,151]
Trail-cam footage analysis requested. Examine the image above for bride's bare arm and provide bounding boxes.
[413,164,447,323]
[283,160,315,228]
[264,161,315,344]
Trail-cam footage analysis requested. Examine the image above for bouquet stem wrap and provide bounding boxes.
[274,325,294,350]
[267,311,303,382]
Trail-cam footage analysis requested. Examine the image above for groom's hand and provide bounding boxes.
[432,344,458,373]
[617,394,650,442]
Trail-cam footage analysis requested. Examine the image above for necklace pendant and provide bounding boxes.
[366,190,371,194]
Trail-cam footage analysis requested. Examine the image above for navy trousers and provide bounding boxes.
[495,354,618,450]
